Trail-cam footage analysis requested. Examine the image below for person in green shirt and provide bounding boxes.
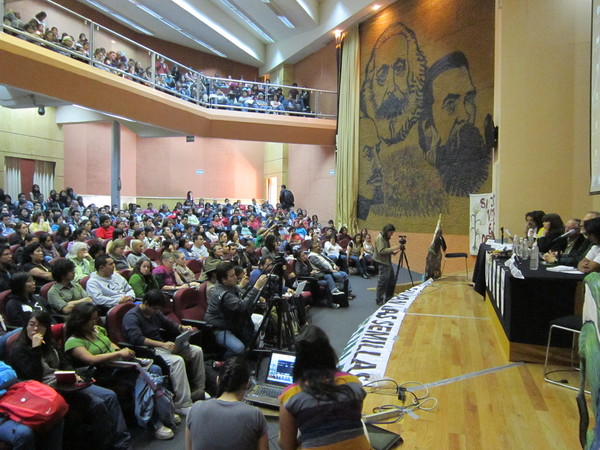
[129,259,160,298]
[67,241,94,282]
[47,258,93,314]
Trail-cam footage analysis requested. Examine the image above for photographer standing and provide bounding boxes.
[206,262,267,357]
[374,224,401,306]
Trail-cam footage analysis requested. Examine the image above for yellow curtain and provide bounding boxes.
[335,24,360,234]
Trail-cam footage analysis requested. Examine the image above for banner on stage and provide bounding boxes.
[338,279,432,383]
[469,193,496,256]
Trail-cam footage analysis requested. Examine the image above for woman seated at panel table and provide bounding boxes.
[536,213,567,254]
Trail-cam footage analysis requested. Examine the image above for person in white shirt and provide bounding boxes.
[190,234,209,259]
[86,254,135,309]
[578,217,600,273]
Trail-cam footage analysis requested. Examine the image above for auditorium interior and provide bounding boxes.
[0,0,599,448]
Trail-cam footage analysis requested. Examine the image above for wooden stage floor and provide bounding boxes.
[361,277,582,449]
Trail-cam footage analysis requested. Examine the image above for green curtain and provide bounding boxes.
[335,24,360,235]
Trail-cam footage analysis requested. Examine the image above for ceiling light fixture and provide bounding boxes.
[169,0,260,59]
[86,0,153,35]
[216,0,275,43]
[261,1,295,29]
[127,1,226,57]
[372,4,382,10]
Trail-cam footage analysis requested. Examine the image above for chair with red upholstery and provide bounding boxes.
[79,275,90,290]
[161,294,181,324]
[48,256,64,266]
[172,286,217,355]
[9,244,20,256]
[173,288,205,323]
[186,259,203,279]
[118,269,132,281]
[123,236,134,247]
[85,238,100,247]
[143,248,159,262]
[105,302,136,344]
[39,281,56,300]
[60,241,69,253]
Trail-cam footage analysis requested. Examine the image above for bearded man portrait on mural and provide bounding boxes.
[418,51,494,197]
[358,22,429,219]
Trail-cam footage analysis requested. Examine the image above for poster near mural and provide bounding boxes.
[357,0,495,236]
[469,193,495,255]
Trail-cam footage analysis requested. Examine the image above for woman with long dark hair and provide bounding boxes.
[20,242,53,290]
[185,356,268,450]
[10,310,132,449]
[278,325,369,450]
[128,259,160,298]
[536,213,567,254]
[5,272,54,327]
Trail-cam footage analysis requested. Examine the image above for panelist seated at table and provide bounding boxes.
[577,217,600,274]
[543,211,600,267]
[525,210,545,240]
[536,213,567,254]
[543,215,593,266]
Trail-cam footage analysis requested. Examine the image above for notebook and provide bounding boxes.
[244,351,296,408]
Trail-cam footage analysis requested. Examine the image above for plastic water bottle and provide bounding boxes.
[529,243,539,270]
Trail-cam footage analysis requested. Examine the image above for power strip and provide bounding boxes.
[363,408,404,423]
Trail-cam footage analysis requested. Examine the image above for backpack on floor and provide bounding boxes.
[0,380,68,431]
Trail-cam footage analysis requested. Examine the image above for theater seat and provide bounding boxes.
[105,302,136,344]
[186,259,203,279]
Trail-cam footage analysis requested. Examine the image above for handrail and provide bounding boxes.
[2,0,338,119]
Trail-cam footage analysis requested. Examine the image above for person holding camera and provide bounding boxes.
[206,262,268,357]
[374,224,401,306]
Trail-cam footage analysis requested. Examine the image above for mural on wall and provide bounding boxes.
[357,0,494,235]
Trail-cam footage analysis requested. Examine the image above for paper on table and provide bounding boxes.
[504,255,524,279]
[546,265,584,274]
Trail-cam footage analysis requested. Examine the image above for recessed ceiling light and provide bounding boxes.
[372,4,382,10]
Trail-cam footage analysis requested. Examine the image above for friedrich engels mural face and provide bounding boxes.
[360,23,426,145]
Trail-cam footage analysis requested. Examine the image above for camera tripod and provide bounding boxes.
[247,259,300,352]
[394,239,414,287]
[250,294,298,351]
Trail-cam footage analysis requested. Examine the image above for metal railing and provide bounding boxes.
[1,0,338,119]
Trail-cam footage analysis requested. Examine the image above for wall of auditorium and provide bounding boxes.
[291,39,338,117]
[494,0,595,236]
[62,122,137,197]
[287,143,336,221]
[0,105,64,192]
[134,136,266,199]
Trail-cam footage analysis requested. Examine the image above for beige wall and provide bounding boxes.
[0,105,64,195]
[495,0,596,236]
[62,122,139,196]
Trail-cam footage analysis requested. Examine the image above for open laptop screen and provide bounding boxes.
[265,352,296,386]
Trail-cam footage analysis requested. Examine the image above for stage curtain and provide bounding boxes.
[335,24,360,234]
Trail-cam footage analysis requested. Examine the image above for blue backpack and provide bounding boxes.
[0,361,18,396]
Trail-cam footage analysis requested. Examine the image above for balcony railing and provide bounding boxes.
[1,0,338,119]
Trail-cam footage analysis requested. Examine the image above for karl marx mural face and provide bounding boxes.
[361,23,426,145]
[419,51,491,197]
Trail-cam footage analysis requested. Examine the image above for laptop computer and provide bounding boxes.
[283,280,307,298]
[244,351,296,408]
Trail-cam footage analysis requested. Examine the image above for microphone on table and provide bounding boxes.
[551,229,576,243]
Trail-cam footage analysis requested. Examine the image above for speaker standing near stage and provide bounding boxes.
[374,224,401,306]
